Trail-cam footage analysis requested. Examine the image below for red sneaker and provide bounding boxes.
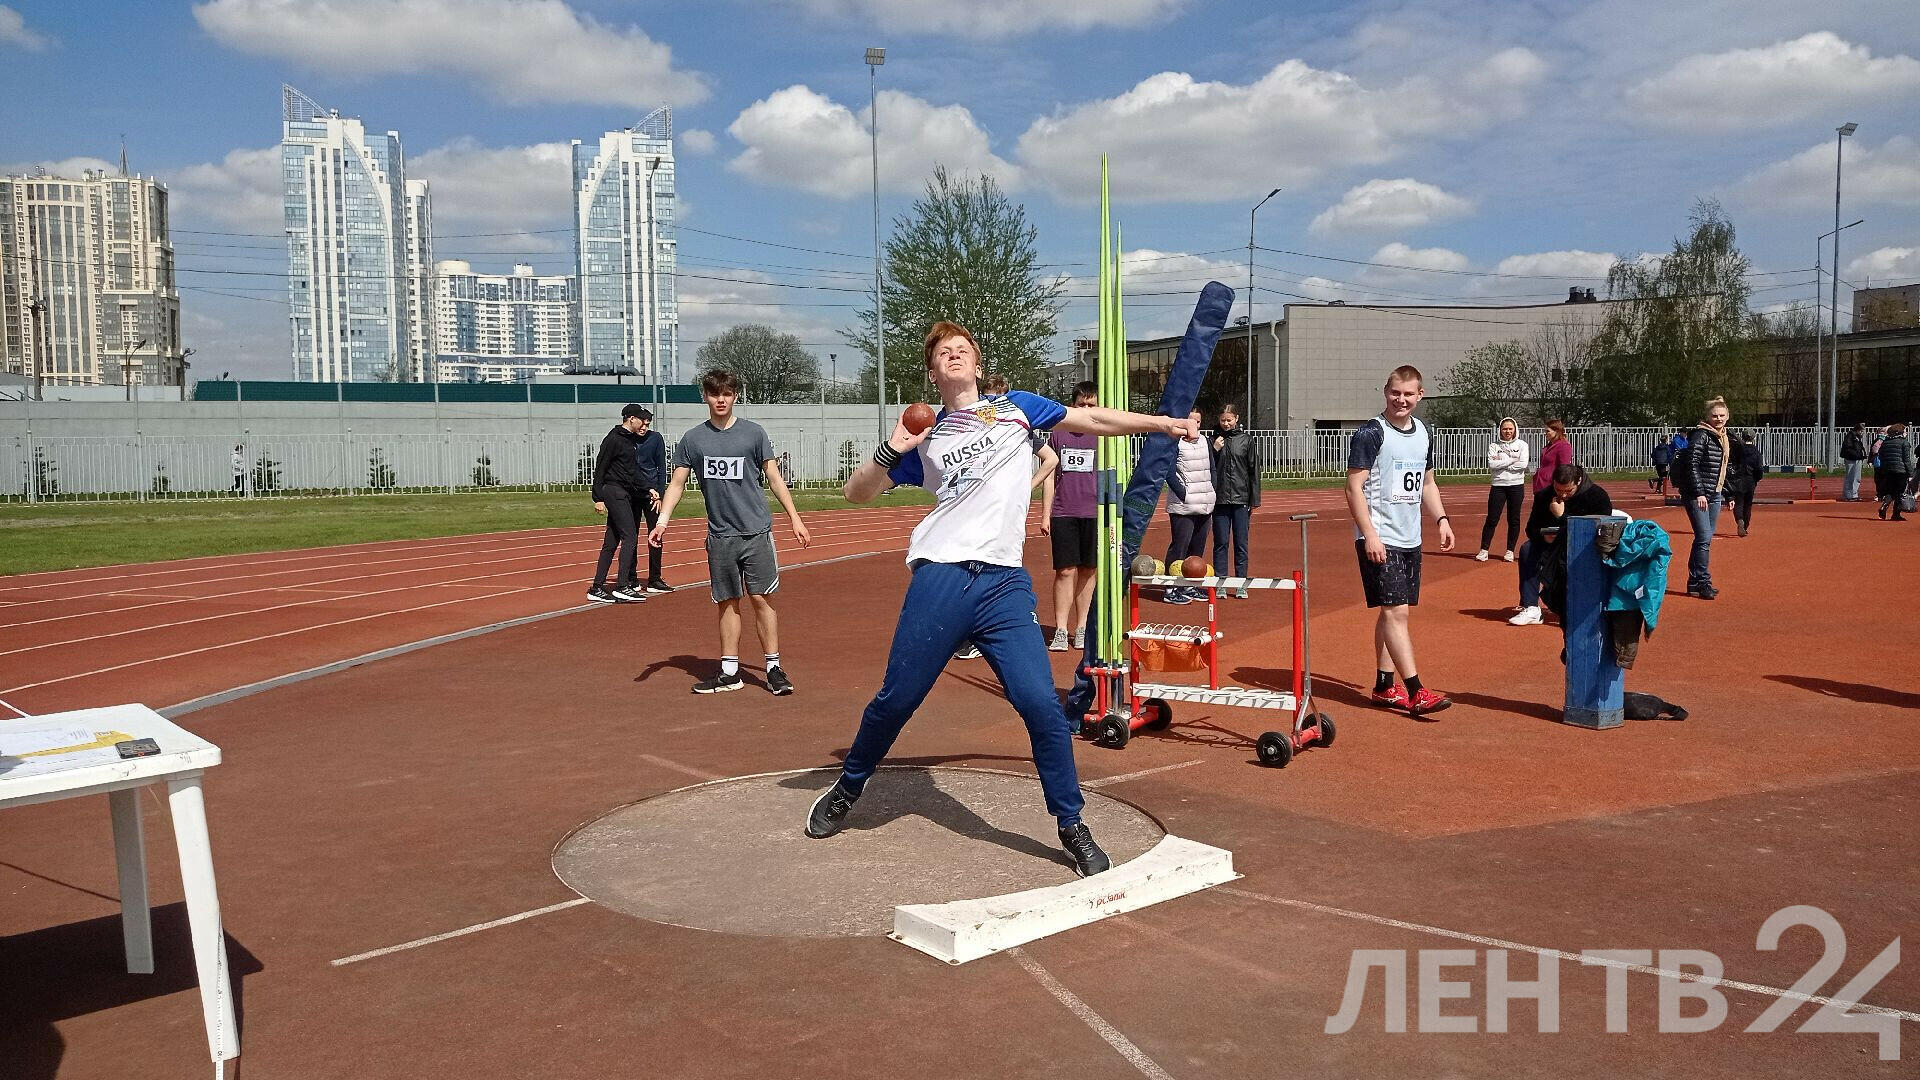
[1369,684,1409,709]
[1406,687,1452,718]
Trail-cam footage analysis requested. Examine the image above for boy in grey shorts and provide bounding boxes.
[650,369,813,694]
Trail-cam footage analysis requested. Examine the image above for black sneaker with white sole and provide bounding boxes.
[1059,823,1111,877]
[646,579,674,594]
[766,667,794,695]
[692,672,744,694]
[610,585,647,603]
[805,778,860,838]
[586,586,618,604]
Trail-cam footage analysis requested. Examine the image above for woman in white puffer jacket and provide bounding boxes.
[1163,410,1216,604]
[1478,416,1529,562]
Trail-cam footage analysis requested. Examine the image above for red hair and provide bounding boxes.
[923,321,979,368]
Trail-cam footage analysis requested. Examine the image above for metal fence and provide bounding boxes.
[3,426,1836,504]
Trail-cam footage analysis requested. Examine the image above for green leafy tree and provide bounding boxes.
[845,167,1066,397]
[1584,199,1760,424]
[693,324,820,403]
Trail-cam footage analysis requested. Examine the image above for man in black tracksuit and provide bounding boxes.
[588,404,651,604]
[630,408,672,593]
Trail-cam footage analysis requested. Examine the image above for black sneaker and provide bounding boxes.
[953,642,982,660]
[1059,823,1111,877]
[767,667,794,696]
[692,672,744,694]
[586,586,618,604]
[646,579,674,594]
[805,778,860,838]
[611,584,647,603]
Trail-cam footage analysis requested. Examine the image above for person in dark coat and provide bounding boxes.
[1875,422,1914,522]
[1839,422,1869,502]
[1725,431,1765,538]
[1508,464,1613,626]
[587,404,652,604]
[1682,396,1732,599]
[629,408,672,592]
[1209,403,1262,599]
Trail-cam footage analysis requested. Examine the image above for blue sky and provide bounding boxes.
[3,0,1917,379]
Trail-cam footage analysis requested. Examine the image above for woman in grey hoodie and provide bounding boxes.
[1478,417,1528,562]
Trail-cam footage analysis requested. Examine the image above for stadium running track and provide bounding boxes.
[0,491,1352,718]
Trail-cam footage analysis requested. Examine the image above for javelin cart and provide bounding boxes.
[1080,513,1335,769]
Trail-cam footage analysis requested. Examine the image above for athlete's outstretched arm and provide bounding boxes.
[1057,406,1196,440]
[844,410,931,503]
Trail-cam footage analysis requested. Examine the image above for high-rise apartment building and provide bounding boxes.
[572,107,678,383]
[281,85,416,382]
[403,179,435,381]
[433,261,578,382]
[0,167,182,388]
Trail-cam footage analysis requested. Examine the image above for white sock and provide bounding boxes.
[765,653,781,671]
[721,656,739,676]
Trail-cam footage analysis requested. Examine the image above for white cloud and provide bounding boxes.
[727,85,1020,197]
[675,268,848,354]
[1015,48,1545,203]
[1308,178,1473,236]
[411,139,573,251]
[1626,32,1920,130]
[679,129,717,156]
[1494,250,1616,280]
[0,4,50,49]
[1845,247,1920,283]
[1370,242,1470,273]
[193,0,709,108]
[1734,135,1920,209]
[170,146,283,232]
[780,0,1180,37]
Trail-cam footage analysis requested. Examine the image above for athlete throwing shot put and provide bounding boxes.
[1346,365,1454,718]
[804,321,1197,877]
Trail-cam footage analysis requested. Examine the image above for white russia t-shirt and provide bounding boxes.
[888,391,1068,567]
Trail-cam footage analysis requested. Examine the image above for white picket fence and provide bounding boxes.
[3,426,1838,504]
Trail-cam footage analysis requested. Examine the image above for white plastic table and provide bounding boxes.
[0,703,238,1071]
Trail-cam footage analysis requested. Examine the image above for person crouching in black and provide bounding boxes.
[1508,464,1612,626]
[588,404,652,604]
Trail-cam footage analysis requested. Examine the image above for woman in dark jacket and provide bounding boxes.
[1209,403,1262,599]
[1724,431,1765,538]
[1682,396,1732,599]
[1875,422,1914,522]
[1508,464,1613,626]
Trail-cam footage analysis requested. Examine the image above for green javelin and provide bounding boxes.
[1096,158,1127,663]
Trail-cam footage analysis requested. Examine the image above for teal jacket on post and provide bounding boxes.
[1601,519,1671,632]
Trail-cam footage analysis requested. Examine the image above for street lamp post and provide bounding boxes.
[1828,122,1857,465]
[123,337,149,401]
[27,297,46,401]
[1815,218,1862,434]
[866,46,887,442]
[1248,188,1279,426]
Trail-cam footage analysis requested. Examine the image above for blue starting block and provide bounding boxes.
[1563,516,1623,729]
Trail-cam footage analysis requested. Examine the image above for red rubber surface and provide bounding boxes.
[3,485,1914,1079]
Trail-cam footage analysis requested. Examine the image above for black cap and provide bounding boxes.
[621,403,651,420]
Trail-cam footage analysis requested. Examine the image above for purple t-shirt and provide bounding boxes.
[1048,429,1097,518]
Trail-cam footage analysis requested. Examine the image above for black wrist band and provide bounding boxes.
[1436,515,1450,523]
[873,443,903,469]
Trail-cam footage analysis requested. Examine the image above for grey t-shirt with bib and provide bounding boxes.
[675,419,776,537]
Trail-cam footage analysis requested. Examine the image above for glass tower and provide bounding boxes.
[281,85,414,382]
[572,107,678,383]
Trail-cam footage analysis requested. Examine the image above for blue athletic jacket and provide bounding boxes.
[1601,519,1671,633]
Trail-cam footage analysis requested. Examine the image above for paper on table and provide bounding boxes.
[0,725,93,757]
[0,745,124,780]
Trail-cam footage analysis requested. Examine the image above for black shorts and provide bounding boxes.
[1355,540,1422,608]
[1050,516,1096,570]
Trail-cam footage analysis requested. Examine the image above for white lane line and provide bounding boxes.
[330,897,593,967]
[1217,887,1920,1022]
[1081,759,1205,789]
[0,695,31,717]
[1010,947,1177,1080]
[637,754,721,781]
[661,719,722,734]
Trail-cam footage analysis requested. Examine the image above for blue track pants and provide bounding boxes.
[840,560,1085,827]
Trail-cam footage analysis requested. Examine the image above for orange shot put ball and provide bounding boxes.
[1181,555,1208,579]
[902,402,936,435]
